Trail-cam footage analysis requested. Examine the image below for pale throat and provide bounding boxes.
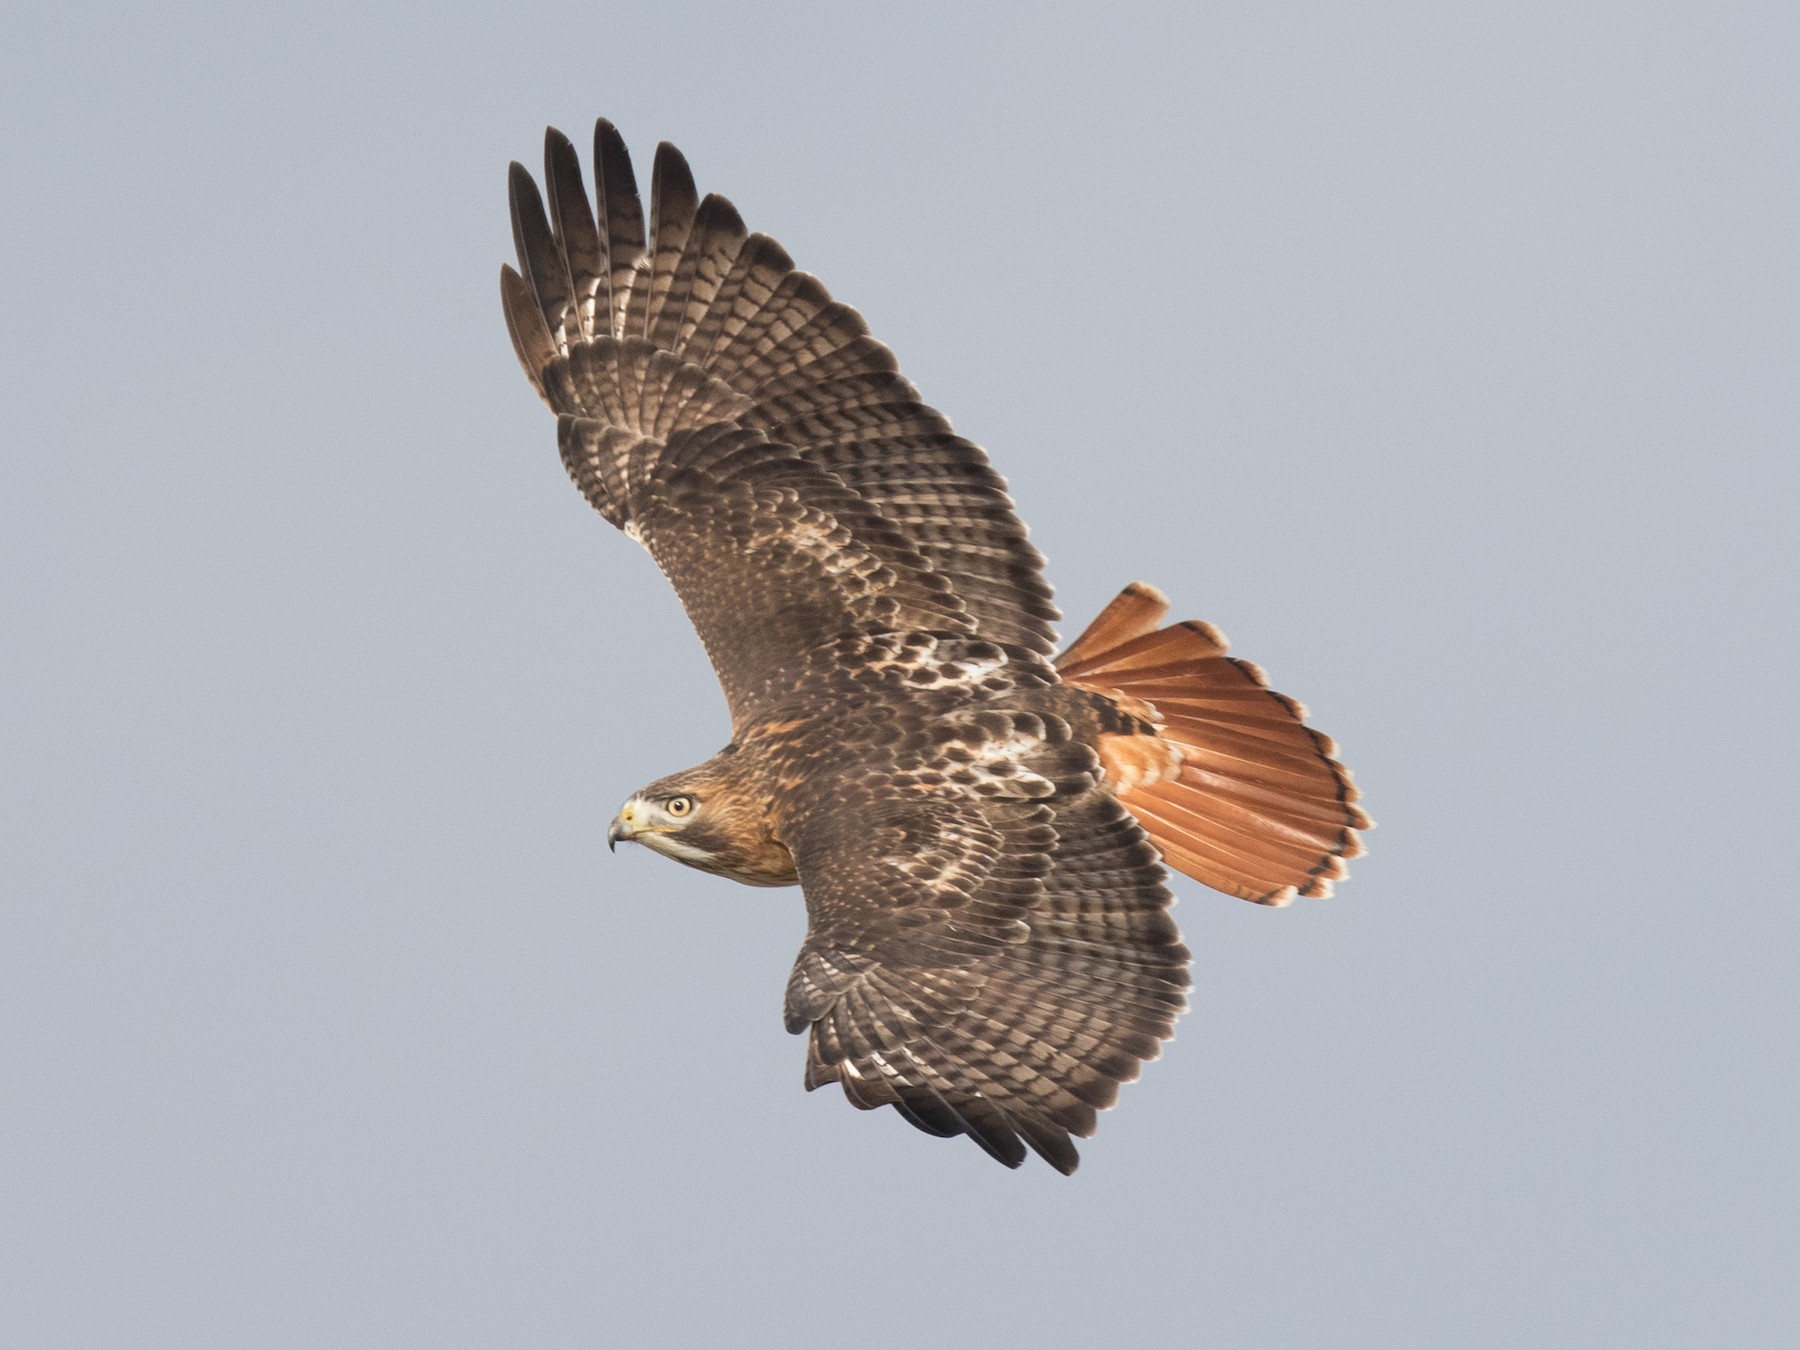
[638,830,721,869]
[645,829,797,887]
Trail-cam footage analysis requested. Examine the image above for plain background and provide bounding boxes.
[4,3,1795,1346]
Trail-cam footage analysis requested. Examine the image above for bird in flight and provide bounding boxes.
[501,121,1369,1173]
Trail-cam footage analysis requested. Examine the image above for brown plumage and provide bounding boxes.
[503,122,1370,1173]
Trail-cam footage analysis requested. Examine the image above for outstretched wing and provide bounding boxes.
[779,713,1190,1173]
[502,122,1060,682]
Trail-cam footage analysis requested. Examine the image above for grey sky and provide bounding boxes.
[4,2,1795,1346]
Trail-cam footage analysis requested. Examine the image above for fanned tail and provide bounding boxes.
[1057,583,1371,906]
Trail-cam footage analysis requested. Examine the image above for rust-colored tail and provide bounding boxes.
[1057,583,1370,906]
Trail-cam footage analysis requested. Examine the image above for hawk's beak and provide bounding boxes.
[608,800,641,853]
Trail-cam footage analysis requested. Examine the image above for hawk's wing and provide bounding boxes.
[778,719,1190,1174]
[502,123,1060,704]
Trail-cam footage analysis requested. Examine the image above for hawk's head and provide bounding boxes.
[606,762,797,888]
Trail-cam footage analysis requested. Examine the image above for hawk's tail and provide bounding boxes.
[1056,583,1370,906]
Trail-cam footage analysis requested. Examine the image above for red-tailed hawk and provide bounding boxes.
[501,121,1369,1173]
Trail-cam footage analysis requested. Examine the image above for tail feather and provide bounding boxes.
[1152,697,1333,744]
[1131,785,1352,878]
[1179,763,1372,832]
[1054,582,1172,669]
[1058,584,1370,906]
[1058,625,1228,681]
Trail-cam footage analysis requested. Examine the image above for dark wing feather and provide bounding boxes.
[593,119,646,338]
[501,124,1059,658]
[778,715,1189,1173]
[543,129,606,344]
[644,144,700,347]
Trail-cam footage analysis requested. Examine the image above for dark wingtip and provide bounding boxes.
[506,161,542,265]
[594,119,637,191]
[651,141,698,225]
[652,140,695,191]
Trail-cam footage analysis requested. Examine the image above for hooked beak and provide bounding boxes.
[608,799,671,854]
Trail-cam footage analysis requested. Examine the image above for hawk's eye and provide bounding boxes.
[665,795,694,818]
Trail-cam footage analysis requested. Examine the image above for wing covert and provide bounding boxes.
[561,414,972,726]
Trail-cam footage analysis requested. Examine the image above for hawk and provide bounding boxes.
[501,121,1369,1173]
